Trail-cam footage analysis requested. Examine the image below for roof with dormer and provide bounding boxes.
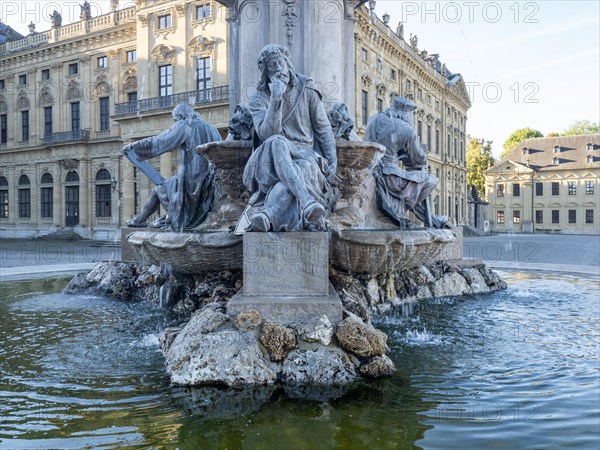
[487,134,600,173]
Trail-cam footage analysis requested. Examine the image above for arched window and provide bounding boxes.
[41,173,54,218]
[18,175,30,218]
[66,171,79,183]
[95,169,112,218]
[0,176,8,218]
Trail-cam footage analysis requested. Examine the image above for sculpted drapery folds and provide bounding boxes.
[242,44,339,232]
[124,103,221,230]
[366,96,450,229]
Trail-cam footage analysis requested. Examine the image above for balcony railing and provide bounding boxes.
[95,130,111,139]
[42,129,90,144]
[114,86,230,117]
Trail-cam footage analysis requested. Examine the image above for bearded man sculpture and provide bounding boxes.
[123,103,221,230]
[241,44,339,232]
[366,96,450,229]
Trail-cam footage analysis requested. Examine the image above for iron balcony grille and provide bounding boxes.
[114,86,230,117]
[42,129,90,144]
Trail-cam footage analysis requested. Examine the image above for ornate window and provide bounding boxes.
[196,57,212,94]
[159,65,173,97]
[158,14,172,29]
[196,4,212,20]
[97,56,108,69]
[535,210,543,224]
[126,50,137,63]
[552,210,559,223]
[0,114,7,144]
[18,175,30,218]
[95,169,112,218]
[568,181,576,195]
[21,110,29,142]
[535,182,543,196]
[568,209,576,224]
[44,106,53,137]
[496,183,504,197]
[71,102,80,131]
[99,97,110,131]
[585,180,594,195]
[497,210,504,224]
[512,183,520,197]
[41,173,53,218]
[551,182,559,195]
[0,176,8,218]
[586,209,594,224]
[513,210,521,224]
[66,171,79,183]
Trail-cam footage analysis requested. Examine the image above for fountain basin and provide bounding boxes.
[195,140,253,231]
[125,230,242,274]
[331,228,460,274]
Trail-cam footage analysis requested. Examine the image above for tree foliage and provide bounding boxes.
[561,120,600,136]
[466,135,495,199]
[501,127,543,159]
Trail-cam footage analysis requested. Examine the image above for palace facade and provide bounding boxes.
[485,135,600,234]
[0,1,470,239]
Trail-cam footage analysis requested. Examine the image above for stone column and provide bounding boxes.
[121,157,135,224]
[217,0,359,108]
[53,162,62,226]
[79,159,90,228]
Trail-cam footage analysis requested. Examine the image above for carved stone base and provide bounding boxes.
[228,232,342,325]
[228,284,343,326]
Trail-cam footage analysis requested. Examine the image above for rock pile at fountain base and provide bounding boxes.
[64,259,506,315]
[64,259,506,385]
[159,304,394,386]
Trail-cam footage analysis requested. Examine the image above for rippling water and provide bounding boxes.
[1,273,598,449]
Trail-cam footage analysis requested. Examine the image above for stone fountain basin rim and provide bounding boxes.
[332,228,456,245]
[128,230,242,250]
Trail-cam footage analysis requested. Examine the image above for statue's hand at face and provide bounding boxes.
[267,56,290,99]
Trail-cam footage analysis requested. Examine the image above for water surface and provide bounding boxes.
[1,273,598,449]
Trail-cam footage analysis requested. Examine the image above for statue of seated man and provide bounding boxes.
[123,103,221,230]
[242,44,339,232]
[366,96,450,229]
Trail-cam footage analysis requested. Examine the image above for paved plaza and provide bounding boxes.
[1,233,598,281]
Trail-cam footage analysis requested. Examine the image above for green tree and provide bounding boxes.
[561,119,600,136]
[501,127,543,159]
[466,136,495,199]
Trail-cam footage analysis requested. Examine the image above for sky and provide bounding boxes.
[2,0,599,158]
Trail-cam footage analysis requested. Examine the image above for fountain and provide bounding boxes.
[66,1,506,388]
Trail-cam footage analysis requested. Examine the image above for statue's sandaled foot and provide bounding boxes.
[303,200,326,231]
[246,211,271,232]
[127,219,147,228]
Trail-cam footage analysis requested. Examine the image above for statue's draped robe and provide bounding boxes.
[134,116,221,230]
[366,113,439,226]
[243,74,337,231]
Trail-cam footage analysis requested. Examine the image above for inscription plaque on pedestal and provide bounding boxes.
[228,232,342,325]
[243,232,328,297]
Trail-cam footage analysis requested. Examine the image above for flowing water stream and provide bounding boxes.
[1,272,598,449]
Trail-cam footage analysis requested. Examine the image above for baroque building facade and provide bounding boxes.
[485,135,600,234]
[0,1,470,239]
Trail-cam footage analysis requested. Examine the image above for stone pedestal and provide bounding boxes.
[228,232,342,325]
